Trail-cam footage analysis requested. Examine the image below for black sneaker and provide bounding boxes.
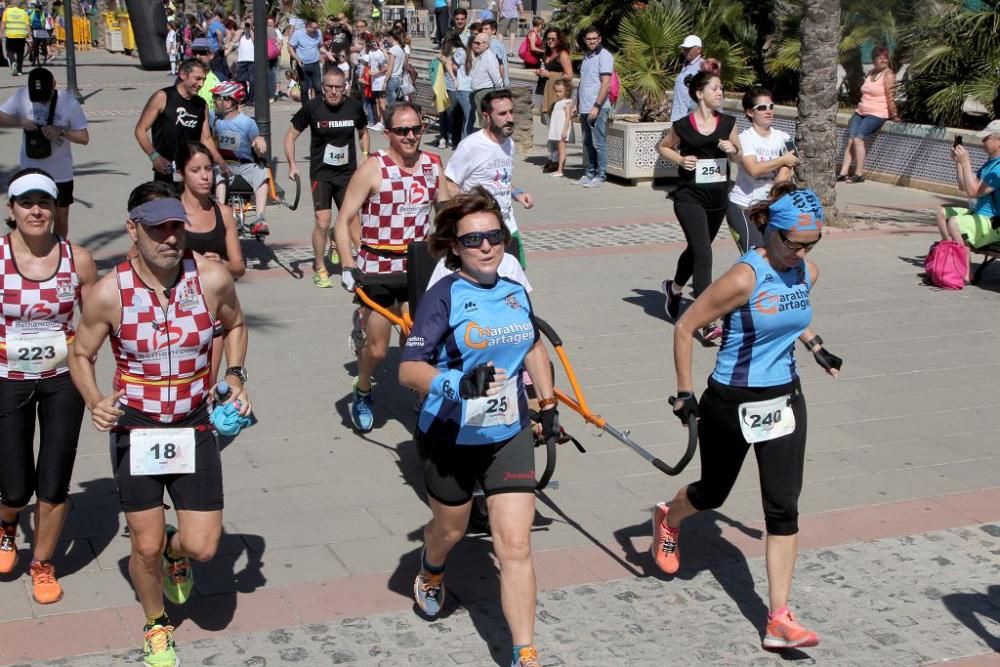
[541,161,556,174]
[661,279,681,321]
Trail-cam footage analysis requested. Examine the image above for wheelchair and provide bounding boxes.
[218,159,301,241]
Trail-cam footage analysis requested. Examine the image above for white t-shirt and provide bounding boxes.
[445,130,518,233]
[389,44,406,79]
[730,126,791,208]
[0,88,88,183]
[426,253,531,292]
[368,48,387,91]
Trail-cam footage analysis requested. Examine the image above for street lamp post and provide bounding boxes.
[62,0,83,102]
[253,0,271,163]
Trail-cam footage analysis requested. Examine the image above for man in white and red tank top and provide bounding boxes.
[68,182,251,667]
[333,101,449,433]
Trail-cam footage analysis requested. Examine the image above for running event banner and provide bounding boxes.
[124,0,169,70]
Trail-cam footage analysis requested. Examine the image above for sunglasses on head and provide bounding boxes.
[387,125,424,137]
[457,229,505,248]
[777,228,821,252]
[753,103,774,111]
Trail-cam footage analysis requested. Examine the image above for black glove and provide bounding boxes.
[540,407,560,442]
[669,392,699,426]
[813,347,843,372]
[459,364,495,399]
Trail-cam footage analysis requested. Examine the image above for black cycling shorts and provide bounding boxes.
[358,282,409,309]
[109,406,224,513]
[311,177,350,212]
[421,425,536,506]
[55,180,74,208]
[0,373,85,507]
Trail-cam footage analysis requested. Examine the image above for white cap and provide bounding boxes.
[8,172,58,200]
[975,119,1000,139]
[680,35,702,49]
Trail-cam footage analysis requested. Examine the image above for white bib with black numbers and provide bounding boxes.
[6,327,68,374]
[323,143,349,167]
[738,394,795,444]
[695,158,728,184]
[129,428,197,476]
[463,379,519,428]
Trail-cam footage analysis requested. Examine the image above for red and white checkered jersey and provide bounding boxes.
[0,235,80,380]
[357,150,441,274]
[111,252,216,423]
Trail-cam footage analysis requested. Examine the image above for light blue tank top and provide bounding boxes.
[712,250,813,388]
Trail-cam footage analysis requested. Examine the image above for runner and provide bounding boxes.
[333,101,446,432]
[0,168,96,605]
[26,2,48,66]
[134,58,228,189]
[445,89,532,268]
[1,0,29,76]
[68,181,251,667]
[727,88,798,253]
[651,184,842,651]
[283,65,368,288]
[399,187,558,667]
[209,80,271,236]
[657,69,742,341]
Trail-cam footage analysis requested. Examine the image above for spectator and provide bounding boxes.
[166,21,179,75]
[480,0,496,22]
[0,67,89,238]
[384,28,407,104]
[183,13,202,57]
[433,0,449,47]
[574,25,614,189]
[469,32,502,129]
[289,19,325,109]
[481,19,509,87]
[838,45,900,183]
[546,79,574,178]
[266,16,283,102]
[233,19,255,104]
[535,26,572,138]
[935,120,1000,282]
[367,33,388,129]
[206,8,231,80]
[498,0,521,57]
[452,7,469,45]
[1,0,29,76]
[523,16,544,69]
[671,34,703,122]
[438,30,470,148]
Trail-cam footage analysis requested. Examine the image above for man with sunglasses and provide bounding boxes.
[284,65,369,288]
[332,101,448,432]
[445,89,532,268]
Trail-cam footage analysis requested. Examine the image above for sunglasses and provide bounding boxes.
[457,229,505,248]
[753,103,774,111]
[322,84,347,91]
[388,125,424,137]
[777,229,821,252]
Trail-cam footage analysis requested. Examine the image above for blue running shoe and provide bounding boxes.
[413,569,445,617]
[350,378,374,433]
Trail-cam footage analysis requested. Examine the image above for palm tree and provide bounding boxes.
[551,0,636,51]
[797,0,840,214]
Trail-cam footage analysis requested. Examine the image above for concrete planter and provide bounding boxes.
[606,120,679,183]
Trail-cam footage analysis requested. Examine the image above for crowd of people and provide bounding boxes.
[0,4,997,667]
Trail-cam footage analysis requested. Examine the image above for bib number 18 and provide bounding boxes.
[129,428,196,476]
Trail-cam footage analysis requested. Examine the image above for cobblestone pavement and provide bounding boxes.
[27,523,1000,666]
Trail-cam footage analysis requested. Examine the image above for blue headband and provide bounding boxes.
[767,189,824,232]
[128,198,188,227]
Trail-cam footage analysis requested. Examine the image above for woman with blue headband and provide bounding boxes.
[650,182,843,651]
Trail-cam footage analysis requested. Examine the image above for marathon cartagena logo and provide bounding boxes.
[753,288,810,315]
[464,321,534,349]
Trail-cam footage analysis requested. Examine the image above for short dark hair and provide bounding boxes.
[483,19,498,31]
[453,7,467,18]
[384,101,423,128]
[429,186,509,270]
[481,88,513,114]
[741,87,773,111]
[127,180,176,212]
[580,24,601,40]
[321,62,346,78]
[872,45,890,60]
[178,58,205,75]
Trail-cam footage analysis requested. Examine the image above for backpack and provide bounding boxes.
[924,240,967,290]
[518,34,538,67]
[30,9,45,31]
[608,71,621,105]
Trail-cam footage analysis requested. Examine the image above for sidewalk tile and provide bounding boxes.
[823,497,970,541]
[0,608,130,665]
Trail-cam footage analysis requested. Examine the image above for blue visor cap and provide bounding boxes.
[767,189,825,232]
[128,198,189,226]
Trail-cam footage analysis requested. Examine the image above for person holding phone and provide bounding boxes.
[727,88,799,253]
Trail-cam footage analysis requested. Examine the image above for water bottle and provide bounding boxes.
[214,381,231,404]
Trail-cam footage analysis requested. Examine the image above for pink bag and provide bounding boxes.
[924,240,967,289]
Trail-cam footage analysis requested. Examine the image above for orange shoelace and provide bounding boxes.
[419,571,443,595]
[30,561,56,585]
[144,624,175,653]
[517,646,540,667]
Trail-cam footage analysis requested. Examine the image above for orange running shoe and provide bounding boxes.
[511,645,541,667]
[763,608,819,650]
[30,560,63,604]
[0,523,18,573]
[650,502,681,575]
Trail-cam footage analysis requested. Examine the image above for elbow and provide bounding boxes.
[79,133,91,146]
[230,264,246,279]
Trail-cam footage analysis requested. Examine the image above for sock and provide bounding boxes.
[1,516,17,532]
[768,606,789,621]
[421,549,444,575]
[354,378,371,396]
[512,645,530,664]
[669,281,683,296]
[144,609,170,630]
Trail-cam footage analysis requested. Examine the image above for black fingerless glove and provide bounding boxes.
[459,364,495,399]
[813,347,843,372]
[669,392,699,426]
[540,407,560,442]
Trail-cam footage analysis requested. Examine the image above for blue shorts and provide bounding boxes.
[847,112,886,139]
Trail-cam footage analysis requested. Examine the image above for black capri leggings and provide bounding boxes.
[0,374,86,508]
[673,201,727,299]
[725,202,765,255]
[686,377,807,536]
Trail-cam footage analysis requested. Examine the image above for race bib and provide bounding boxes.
[217,131,242,153]
[129,428,196,476]
[695,158,728,184]
[463,379,519,428]
[739,394,795,444]
[323,143,349,167]
[7,328,68,374]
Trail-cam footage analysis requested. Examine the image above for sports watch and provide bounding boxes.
[225,366,249,384]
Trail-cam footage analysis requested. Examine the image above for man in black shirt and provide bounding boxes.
[134,59,228,188]
[283,65,369,288]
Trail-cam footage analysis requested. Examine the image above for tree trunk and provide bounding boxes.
[796,0,840,218]
[511,87,534,155]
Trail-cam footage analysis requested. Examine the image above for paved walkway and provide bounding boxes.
[0,50,997,666]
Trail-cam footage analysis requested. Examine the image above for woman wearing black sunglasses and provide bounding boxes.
[399,187,557,667]
[651,182,843,652]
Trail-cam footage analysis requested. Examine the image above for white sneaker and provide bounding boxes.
[549,172,564,178]
[372,122,384,131]
[584,177,606,189]
[437,138,447,149]
[573,175,593,186]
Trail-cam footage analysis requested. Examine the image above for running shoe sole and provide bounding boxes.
[661,279,680,321]
[763,634,820,650]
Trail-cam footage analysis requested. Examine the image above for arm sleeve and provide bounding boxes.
[444,145,470,185]
[67,99,88,131]
[599,50,614,75]
[290,106,310,132]
[982,164,1000,192]
[400,286,453,364]
[0,90,22,117]
[247,117,260,141]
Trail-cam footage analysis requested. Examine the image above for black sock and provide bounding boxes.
[144,611,170,630]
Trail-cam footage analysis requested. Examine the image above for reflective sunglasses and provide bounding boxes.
[322,83,347,91]
[388,125,424,137]
[457,229,505,248]
[777,229,821,252]
[753,103,774,111]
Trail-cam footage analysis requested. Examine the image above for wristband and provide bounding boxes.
[538,396,557,409]
[430,370,464,402]
[803,335,823,350]
[512,188,525,198]
[149,151,161,162]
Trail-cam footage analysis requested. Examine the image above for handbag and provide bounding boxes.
[24,91,58,161]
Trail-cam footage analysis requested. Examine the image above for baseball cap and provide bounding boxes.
[680,35,702,50]
[128,198,189,226]
[190,37,213,53]
[27,68,54,103]
[8,171,58,200]
[975,120,1000,139]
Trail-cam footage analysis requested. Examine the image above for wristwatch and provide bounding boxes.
[225,366,249,384]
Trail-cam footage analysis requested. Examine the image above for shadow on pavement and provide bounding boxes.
[942,585,1000,652]
[623,287,672,323]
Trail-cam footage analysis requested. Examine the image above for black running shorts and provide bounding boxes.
[311,176,350,212]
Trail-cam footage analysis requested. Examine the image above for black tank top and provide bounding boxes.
[151,86,207,163]
[671,112,737,211]
[535,55,564,95]
[186,202,228,260]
